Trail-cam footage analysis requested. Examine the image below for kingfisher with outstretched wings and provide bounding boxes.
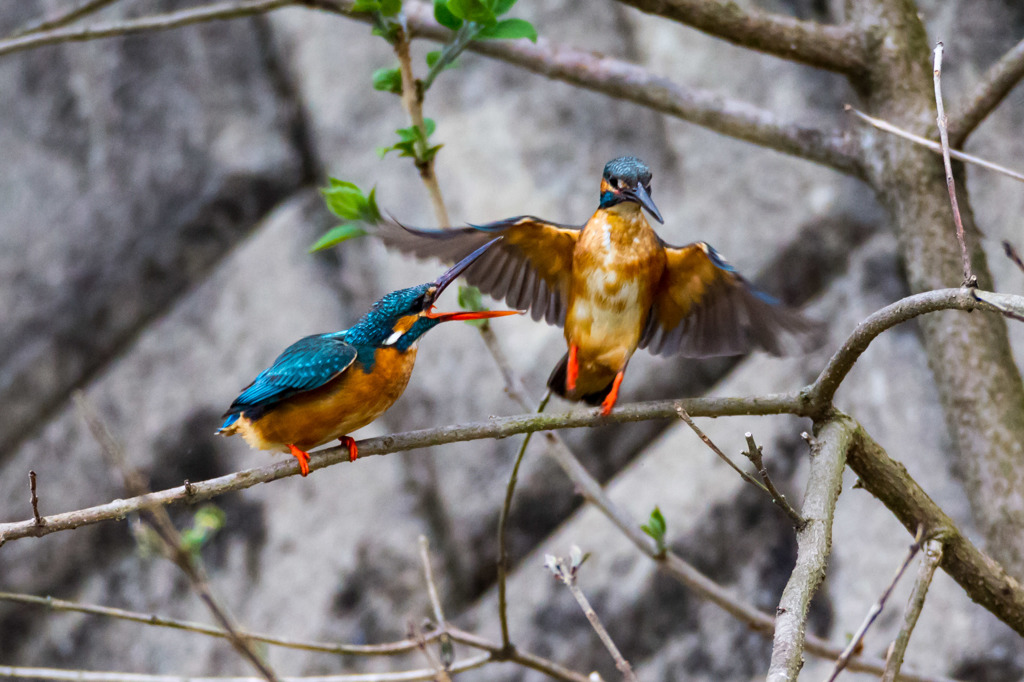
[377,156,819,415]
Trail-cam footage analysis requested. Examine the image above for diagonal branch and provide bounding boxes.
[613,0,865,74]
[846,420,1024,636]
[949,35,1024,147]
[0,0,293,58]
[5,0,122,39]
[767,416,851,682]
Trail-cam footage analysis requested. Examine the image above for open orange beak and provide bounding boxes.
[421,237,522,322]
[423,308,521,322]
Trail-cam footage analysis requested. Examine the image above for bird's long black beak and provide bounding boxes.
[424,238,520,322]
[431,238,501,295]
[630,183,663,224]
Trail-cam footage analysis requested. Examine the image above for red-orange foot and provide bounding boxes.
[287,444,311,477]
[600,371,625,417]
[340,435,358,462]
[566,344,579,392]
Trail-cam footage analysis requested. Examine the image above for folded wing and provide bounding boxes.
[641,242,821,357]
[222,334,358,423]
[378,217,580,325]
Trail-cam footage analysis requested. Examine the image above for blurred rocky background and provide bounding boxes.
[1,0,1023,679]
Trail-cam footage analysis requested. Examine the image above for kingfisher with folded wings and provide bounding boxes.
[377,156,819,416]
[218,240,518,476]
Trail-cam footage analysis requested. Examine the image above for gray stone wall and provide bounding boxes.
[1,0,1023,678]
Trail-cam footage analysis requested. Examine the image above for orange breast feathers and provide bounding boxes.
[237,346,418,452]
[565,208,665,383]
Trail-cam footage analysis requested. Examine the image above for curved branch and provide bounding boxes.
[613,0,865,74]
[0,0,293,58]
[949,35,1024,147]
[5,0,121,39]
[806,288,992,413]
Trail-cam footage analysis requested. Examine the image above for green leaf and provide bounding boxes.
[180,504,226,556]
[475,17,536,41]
[310,224,369,252]
[434,0,463,29]
[352,0,402,13]
[426,50,459,70]
[372,66,402,94]
[491,0,517,16]
[640,506,667,554]
[321,178,382,224]
[457,285,488,327]
[446,0,496,24]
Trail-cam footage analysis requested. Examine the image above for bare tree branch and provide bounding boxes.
[846,422,1024,636]
[882,539,945,682]
[0,0,293,58]
[0,591,435,656]
[28,470,44,526]
[0,659,493,682]
[5,0,121,39]
[847,106,1024,183]
[949,36,1024,147]
[825,526,923,682]
[613,0,864,74]
[742,432,804,527]
[933,42,975,287]
[806,287,985,412]
[767,416,851,682]
[546,548,638,682]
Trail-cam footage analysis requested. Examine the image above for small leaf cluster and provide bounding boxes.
[377,118,443,165]
[641,506,667,556]
[353,0,403,42]
[180,504,227,557]
[313,179,382,252]
[435,0,537,41]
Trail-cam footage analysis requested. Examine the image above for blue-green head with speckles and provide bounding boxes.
[345,239,518,355]
[598,156,663,224]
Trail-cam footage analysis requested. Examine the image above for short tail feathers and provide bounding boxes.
[546,352,614,406]
[217,411,241,434]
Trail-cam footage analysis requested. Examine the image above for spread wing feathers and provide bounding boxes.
[223,333,358,417]
[640,242,821,358]
[377,217,580,325]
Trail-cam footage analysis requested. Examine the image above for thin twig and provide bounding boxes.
[546,548,638,682]
[742,433,805,527]
[0,658,493,682]
[846,106,1024,183]
[0,0,294,58]
[882,540,945,682]
[949,36,1024,146]
[416,536,454,674]
[393,22,449,226]
[75,395,281,682]
[933,42,976,287]
[825,525,924,682]
[675,406,768,493]
[768,417,851,682]
[0,591,436,656]
[1004,241,1024,276]
[445,627,591,682]
[497,391,551,652]
[6,0,121,38]
[29,470,44,526]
